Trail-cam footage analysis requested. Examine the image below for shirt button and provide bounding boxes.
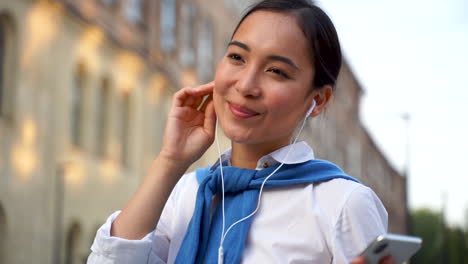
[262,162,269,168]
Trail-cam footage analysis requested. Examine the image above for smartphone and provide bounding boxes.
[360,233,422,264]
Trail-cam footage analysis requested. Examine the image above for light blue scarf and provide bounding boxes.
[174,159,358,264]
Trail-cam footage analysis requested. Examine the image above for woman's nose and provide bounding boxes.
[234,68,262,98]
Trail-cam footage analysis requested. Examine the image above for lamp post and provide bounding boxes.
[401,112,411,235]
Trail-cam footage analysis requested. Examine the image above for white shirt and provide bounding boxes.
[88,142,388,264]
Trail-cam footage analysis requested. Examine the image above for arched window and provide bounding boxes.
[65,222,82,264]
[71,64,86,148]
[160,0,176,53]
[96,77,111,157]
[0,13,17,119]
[0,203,6,263]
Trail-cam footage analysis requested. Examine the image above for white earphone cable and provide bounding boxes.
[215,119,226,264]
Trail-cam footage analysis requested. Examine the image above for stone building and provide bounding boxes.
[0,0,407,263]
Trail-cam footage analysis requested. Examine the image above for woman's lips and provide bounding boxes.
[228,102,260,119]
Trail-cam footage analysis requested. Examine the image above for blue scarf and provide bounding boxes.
[174,159,358,264]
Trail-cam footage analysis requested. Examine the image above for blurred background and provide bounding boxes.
[0,0,465,263]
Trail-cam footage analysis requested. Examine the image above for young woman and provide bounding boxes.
[88,0,394,263]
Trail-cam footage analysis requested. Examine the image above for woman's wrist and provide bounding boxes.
[148,151,195,188]
[157,150,193,172]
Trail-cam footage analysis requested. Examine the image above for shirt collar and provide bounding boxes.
[210,141,315,171]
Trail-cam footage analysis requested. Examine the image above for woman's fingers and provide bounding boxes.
[195,81,215,92]
[351,255,396,264]
[187,82,214,109]
[379,256,396,264]
[351,256,366,264]
[173,82,214,108]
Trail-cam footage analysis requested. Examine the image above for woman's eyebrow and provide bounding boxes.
[228,41,300,70]
[228,41,250,51]
[266,55,300,70]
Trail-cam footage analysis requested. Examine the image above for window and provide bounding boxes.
[71,64,86,147]
[96,77,111,157]
[0,13,16,119]
[178,3,196,67]
[197,20,214,82]
[119,93,130,167]
[160,0,176,52]
[65,222,82,264]
[124,0,144,24]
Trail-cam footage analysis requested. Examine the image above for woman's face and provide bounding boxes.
[214,10,315,148]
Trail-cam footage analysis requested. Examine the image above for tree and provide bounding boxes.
[411,208,468,264]
[411,208,445,263]
[446,227,467,264]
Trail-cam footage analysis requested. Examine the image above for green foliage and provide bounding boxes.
[411,208,444,263]
[411,208,468,264]
[446,227,467,264]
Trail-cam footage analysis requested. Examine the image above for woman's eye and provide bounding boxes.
[267,67,289,79]
[227,53,244,62]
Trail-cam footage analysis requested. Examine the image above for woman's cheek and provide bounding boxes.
[267,89,294,111]
[214,59,231,83]
[268,95,304,125]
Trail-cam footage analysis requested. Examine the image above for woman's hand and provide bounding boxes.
[351,256,396,264]
[160,81,217,168]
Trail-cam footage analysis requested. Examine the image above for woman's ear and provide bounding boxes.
[309,85,333,117]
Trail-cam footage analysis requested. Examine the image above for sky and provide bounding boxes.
[317,0,468,226]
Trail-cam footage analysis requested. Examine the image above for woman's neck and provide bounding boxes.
[230,140,290,169]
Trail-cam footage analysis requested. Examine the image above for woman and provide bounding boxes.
[88,0,393,263]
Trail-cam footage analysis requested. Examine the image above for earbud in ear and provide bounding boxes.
[305,100,316,118]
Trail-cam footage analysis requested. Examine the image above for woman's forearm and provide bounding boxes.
[110,155,190,240]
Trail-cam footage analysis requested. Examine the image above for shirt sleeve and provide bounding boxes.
[331,185,388,264]
[86,209,171,264]
[86,171,196,264]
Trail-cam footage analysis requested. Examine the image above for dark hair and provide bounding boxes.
[232,0,342,90]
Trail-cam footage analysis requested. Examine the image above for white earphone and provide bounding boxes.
[215,99,317,264]
[305,99,316,118]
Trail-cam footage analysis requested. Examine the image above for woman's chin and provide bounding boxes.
[222,124,293,149]
[225,132,253,144]
[222,127,257,144]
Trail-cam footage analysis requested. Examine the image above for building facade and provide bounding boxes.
[0,0,407,263]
